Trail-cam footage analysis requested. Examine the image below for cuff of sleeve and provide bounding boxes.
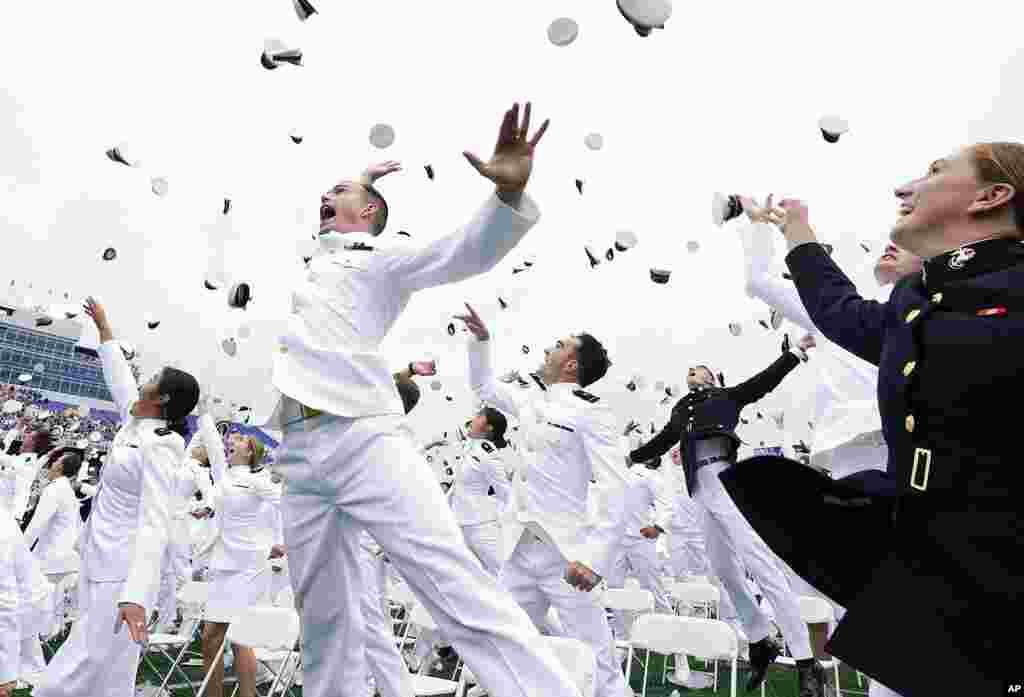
[491,191,541,224]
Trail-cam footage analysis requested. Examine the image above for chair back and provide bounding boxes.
[543,637,596,697]
[603,587,654,612]
[225,606,300,651]
[669,581,719,605]
[410,601,439,631]
[630,614,738,661]
[797,595,834,624]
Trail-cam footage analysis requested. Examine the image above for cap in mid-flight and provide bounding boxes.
[712,192,744,227]
[649,268,671,284]
[369,123,396,149]
[584,132,604,151]
[547,17,579,47]
[228,282,252,310]
[818,115,849,143]
[617,0,672,36]
[615,230,638,252]
[261,38,303,70]
[293,0,317,21]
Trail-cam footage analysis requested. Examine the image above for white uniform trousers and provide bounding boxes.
[359,544,415,697]
[460,520,502,578]
[34,579,154,697]
[499,532,629,697]
[274,413,579,697]
[667,530,709,579]
[605,537,673,640]
[696,462,813,660]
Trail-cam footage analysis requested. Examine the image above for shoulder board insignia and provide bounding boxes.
[472,455,481,463]
[480,441,494,454]
[344,242,375,252]
[573,389,600,403]
[547,421,576,433]
[529,373,548,392]
[487,485,496,496]
[154,427,173,437]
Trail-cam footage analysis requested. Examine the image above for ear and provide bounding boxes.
[967,182,1016,214]
[360,201,380,219]
[565,357,579,380]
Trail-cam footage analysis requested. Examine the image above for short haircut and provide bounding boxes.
[60,452,83,479]
[481,407,509,448]
[364,184,389,237]
[573,333,610,388]
[396,378,421,415]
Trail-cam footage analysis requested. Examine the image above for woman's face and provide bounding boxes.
[466,413,491,438]
[891,147,988,257]
[227,434,252,466]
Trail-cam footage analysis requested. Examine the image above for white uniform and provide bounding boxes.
[468,338,632,697]
[449,438,511,576]
[357,531,415,697]
[34,340,181,697]
[23,475,82,577]
[200,413,280,624]
[739,222,903,696]
[8,452,42,525]
[155,454,213,629]
[605,466,673,640]
[255,192,579,697]
[2,461,55,688]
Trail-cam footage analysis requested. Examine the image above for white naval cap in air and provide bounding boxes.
[818,115,849,143]
[369,123,396,149]
[617,0,672,36]
[584,132,604,151]
[547,17,579,47]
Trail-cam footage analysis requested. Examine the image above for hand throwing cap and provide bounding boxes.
[712,192,743,227]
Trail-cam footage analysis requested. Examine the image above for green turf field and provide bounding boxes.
[14,635,872,696]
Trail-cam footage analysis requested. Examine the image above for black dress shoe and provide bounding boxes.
[745,637,781,691]
[797,660,827,697]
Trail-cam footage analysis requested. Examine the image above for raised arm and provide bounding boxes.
[728,348,803,407]
[738,219,817,334]
[197,414,227,487]
[380,103,550,293]
[777,200,889,365]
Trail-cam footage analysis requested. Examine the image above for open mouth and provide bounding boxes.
[320,203,335,227]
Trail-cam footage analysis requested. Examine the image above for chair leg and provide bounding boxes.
[730,658,737,697]
[640,650,650,697]
[625,646,634,686]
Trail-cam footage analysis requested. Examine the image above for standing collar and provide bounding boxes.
[922,236,1024,288]
[548,382,582,395]
[317,230,376,253]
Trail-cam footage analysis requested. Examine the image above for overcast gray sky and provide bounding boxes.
[2,1,1022,443]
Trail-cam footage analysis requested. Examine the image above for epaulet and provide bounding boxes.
[573,389,600,403]
[529,373,547,392]
[480,441,494,454]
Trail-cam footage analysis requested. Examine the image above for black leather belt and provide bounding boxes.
[693,454,732,471]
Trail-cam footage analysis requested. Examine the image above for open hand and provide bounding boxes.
[361,160,402,184]
[453,303,490,342]
[83,297,110,332]
[740,194,786,226]
[463,102,550,194]
[798,333,817,352]
[775,198,810,228]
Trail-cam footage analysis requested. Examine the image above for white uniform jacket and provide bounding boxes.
[198,414,282,572]
[7,452,41,523]
[78,340,181,608]
[253,193,541,429]
[449,438,512,526]
[169,453,214,546]
[739,222,887,453]
[23,475,82,574]
[0,515,23,684]
[619,467,673,543]
[467,338,630,578]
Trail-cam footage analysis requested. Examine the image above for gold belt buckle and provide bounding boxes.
[910,447,931,491]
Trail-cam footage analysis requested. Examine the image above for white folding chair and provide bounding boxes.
[760,595,842,697]
[143,581,210,697]
[388,581,422,652]
[602,587,654,683]
[401,603,462,696]
[195,606,301,697]
[543,637,597,697]
[668,581,720,618]
[629,614,740,697]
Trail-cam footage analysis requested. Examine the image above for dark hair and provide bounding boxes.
[481,407,508,449]
[397,378,421,415]
[59,452,83,479]
[574,333,610,388]
[156,367,201,421]
[364,184,389,237]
